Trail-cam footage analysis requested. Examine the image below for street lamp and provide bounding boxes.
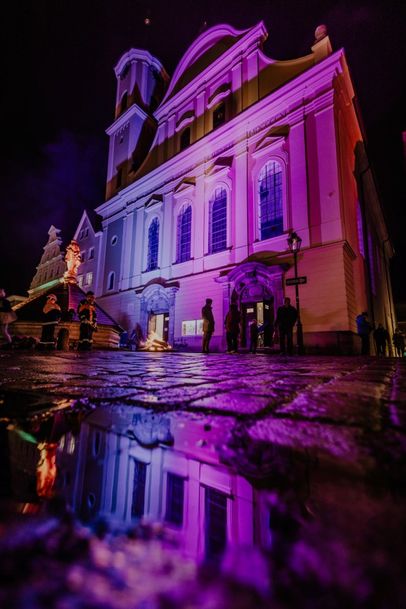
[287,231,304,354]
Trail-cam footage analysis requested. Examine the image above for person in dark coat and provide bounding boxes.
[393,328,405,358]
[356,311,372,355]
[373,323,389,356]
[225,304,241,353]
[249,319,260,354]
[129,323,144,350]
[0,288,17,347]
[77,291,97,351]
[202,298,215,353]
[275,297,298,355]
[39,294,61,349]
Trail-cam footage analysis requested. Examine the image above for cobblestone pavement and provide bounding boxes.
[1,351,406,609]
[1,350,406,467]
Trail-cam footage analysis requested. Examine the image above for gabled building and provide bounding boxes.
[93,22,394,353]
[29,225,66,296]
[73,210,103,293]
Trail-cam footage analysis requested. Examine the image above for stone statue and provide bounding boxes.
[64,240,82,283]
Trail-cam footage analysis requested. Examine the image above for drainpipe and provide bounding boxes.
[382,236,396,354]
[357,164,375,328]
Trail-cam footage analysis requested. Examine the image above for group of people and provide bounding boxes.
[38,291,98,351]
[0,288,98,352]
[201,296,298,355]
[356,311,404,357]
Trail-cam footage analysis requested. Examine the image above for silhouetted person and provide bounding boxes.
[356,311,372,355]
[77,291,97,351]
[38,294,61,350]
[202,298,214,353]
[225,303,241,353]
[275,297,298,355]
[129,323,144,350]
[373,323,389,357]
[393,328,405,357]
[0,288,16,347]
[249,319,260,354]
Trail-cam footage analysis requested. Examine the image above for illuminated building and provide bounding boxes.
[93,23,394,353]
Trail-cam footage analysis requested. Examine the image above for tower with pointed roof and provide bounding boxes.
[29,225,66,296]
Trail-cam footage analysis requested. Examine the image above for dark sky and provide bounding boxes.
[1,0,405,299]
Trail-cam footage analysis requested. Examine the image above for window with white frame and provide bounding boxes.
[147,217,159,271]
[258,161,283,240]
[107,271,115,291]
[209,186,227,254]
[177,204,192,262]
[78,275,84,288]
[85,272,93,286]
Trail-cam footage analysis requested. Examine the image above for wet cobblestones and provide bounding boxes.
[1,351,406,609]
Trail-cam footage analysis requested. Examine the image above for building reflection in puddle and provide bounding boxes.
[55,405,271,565]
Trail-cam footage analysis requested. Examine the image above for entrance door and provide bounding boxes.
[241,298,274,348]
[148,313,169,342]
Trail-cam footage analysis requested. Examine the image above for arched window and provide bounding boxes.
[258,161,283,240]
[209,187,227,254]
[107,271,115,291]
[180,128,191,151]
[213,102,226,129]
[177,204,192,262]
[147,218,159,271]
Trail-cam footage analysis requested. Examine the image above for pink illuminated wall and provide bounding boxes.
[92,23,394,353]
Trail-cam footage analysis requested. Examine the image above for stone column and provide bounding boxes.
[167,286,179,345]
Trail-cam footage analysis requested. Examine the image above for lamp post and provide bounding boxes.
[287,231,304,354]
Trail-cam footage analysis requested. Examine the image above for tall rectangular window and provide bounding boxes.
[205,487,227,560]
[177,204,192,262]
[147,218,159,271]
[209,187,227,254]
[165,473,184,526]
[258,161,283,240]
[213,102,226,129]
[131,459,146,519]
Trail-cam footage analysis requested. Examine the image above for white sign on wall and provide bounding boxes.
[182,320,196,336]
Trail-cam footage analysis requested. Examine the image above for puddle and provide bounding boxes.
[0,392,405,608]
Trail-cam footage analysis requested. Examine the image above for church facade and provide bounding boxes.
[92,22,395,353]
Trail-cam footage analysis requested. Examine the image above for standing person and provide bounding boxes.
[129,323,144,350]
[77,291,97,351]
[393,328,405,358]
[249,319,260,354]
[356,311,372,355]
[201,298,215,354]
[39,294,61,349]
[224,304,241,353]
[0,288,17,347]
[275,297,298,355]
[373,323,389,357]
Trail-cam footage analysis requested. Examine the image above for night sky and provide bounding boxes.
[1,0,405,300]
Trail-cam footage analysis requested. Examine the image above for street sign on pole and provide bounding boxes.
[285,276,307,286]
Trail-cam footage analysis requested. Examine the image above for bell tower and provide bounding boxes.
[105,49,169,199]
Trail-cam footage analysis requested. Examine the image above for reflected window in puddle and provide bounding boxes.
[205,487,227,560]
[67,434,76,455]
[131,459,147,519]
[165,473,184,527]
[93,431,101,456]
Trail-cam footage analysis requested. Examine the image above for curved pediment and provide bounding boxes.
[161,24,251,104]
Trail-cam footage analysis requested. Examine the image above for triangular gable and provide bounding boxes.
[254,125,290,154]
[144,193,163,208]
[173,177,196,194]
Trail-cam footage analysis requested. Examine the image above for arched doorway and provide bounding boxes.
[137,282,178,345]
[233,283,274,348]
[217,261,284,350]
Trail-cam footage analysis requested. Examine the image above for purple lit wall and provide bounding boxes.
[92,22,394,353]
